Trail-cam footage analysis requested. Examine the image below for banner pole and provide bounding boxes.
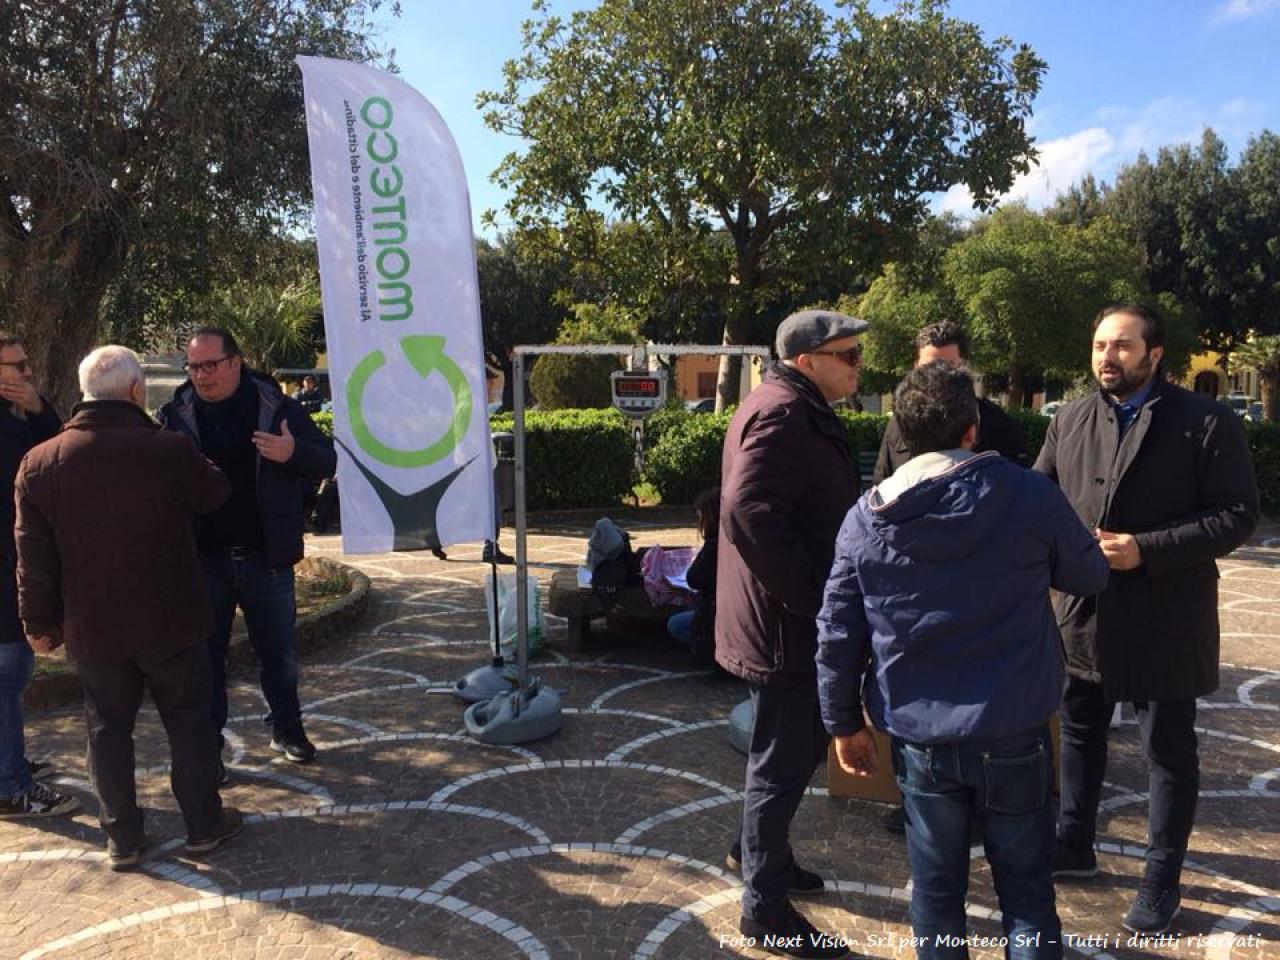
[513,351,529,692]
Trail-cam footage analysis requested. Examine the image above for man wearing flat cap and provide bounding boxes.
[716,309,865,958]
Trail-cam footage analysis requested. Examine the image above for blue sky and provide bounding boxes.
[373,0,1280,235]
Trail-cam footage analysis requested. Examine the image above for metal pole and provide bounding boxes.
[512,352,529,691]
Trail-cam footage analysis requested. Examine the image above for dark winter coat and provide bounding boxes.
[715,363,860,686]
[15,402,230,662]
[1034,380,1259,701]
[0,399,61,645]
[817,452,1108,744]
[685,535,718,663]
[873,395,1028,485]
[157,372,336,568]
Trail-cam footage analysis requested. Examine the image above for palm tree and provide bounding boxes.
[1230,336,1280,422]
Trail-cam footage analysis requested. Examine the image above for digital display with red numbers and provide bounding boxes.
[614,377,660,397]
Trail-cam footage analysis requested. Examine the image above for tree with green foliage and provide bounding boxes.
[846,213,967,391]
[1104,129,1280,354]
[942,206,1156,406]
[476,230,573,356]
[1046,173,1106,228]
[0,0,392,409]
[480,0,1045,409]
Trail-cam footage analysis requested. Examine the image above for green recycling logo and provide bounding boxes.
[346,335,473,468]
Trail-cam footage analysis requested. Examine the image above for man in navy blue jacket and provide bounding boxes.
[158,328,336,770]
[817,362,1108,960]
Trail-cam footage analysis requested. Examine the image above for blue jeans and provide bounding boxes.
[0,641,34,797]
[667,611,694,646]
[893,726,1061,960]
[201,552,302,737]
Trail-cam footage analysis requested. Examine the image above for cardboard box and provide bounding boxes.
[827,715,1061,803]
[827,725,899,803]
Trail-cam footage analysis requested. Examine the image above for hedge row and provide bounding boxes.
[489,409,636,509]
[313,405,1280,515]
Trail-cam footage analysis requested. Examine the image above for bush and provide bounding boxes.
[645,409,892,506]
[310,410,334,438]
[1245,420,1280,515]
[489,409,635,509]
[643,411,734,504]
[1008,408,1048,463]
[528,353,622,409]
[835,411,890,462]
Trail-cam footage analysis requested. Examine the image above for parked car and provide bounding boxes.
[1220,393,1252,417]
[684,397,716,413]
[1040,401,1065,418]
[1246,401,1266,422]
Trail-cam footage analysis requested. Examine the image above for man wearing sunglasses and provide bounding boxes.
[0,332,78,819]
[716,310,865,958]
[158,328,336,772]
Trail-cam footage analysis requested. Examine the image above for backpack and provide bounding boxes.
[585,518,644,598]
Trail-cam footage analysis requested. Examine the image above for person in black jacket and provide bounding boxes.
[872,320,1027,486]
[665,487,719,663]
[293,375,325,415]
[873,320,1030,836]
[157,328,337,769]
[1036,303,1258,935]
[717,310,865,960]
[0,332,78,819]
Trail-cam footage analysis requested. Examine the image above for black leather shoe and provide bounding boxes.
[726,844,825,895]
[883,805,906,834]
[431,546,448,561]
[739,903,851,959]
[483,542,515,565]
[1052,842,1098,879]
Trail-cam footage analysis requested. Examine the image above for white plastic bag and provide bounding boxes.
[484,571,545,658]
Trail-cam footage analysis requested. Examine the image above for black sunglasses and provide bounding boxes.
[810,344,863,366]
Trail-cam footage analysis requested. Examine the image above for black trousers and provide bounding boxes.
[75,642,224,848]
[740,681,829,922]
[1057,674,1199,886]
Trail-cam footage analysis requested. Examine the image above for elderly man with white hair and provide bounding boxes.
[14,345,243,870]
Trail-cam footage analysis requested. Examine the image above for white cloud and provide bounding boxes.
[938,127,1115,215]
[1211,0,1280,23]
[934,95,1269,217]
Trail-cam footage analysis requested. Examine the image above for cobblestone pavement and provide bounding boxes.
[5,518,1280,960]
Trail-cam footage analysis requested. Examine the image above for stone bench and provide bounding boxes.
[547,569,687,650]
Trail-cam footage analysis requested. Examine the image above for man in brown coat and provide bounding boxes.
[16,346,243,870]
[717,310,865,959]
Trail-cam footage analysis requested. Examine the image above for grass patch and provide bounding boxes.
[295,570,350,618]
[633,481,662,506]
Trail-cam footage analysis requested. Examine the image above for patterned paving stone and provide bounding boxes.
[7,518,1279,959]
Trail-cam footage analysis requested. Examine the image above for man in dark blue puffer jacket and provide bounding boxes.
[817,362,1108,960]
[158,328,336,770]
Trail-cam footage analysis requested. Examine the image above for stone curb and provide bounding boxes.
[22,556,371,712]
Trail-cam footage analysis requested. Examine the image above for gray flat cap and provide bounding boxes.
[774,309,869,360]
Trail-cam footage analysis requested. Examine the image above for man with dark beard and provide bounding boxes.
[1035,303,1258,935]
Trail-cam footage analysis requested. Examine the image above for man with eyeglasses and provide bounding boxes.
[0,332,78,819]
[158,328,336,771]
[716,310,865,959]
